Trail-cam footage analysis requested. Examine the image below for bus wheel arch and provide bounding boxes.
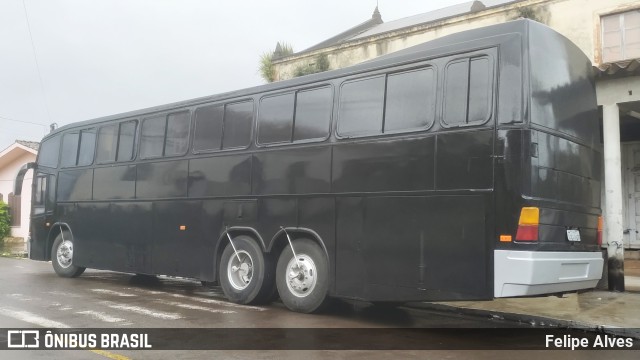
[45,223,72,261]
[267,228,329,261]
[217,230,275,305]
[214,228,266,281]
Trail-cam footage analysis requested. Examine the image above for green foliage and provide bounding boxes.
[293,54,331,78]
[259,52,275,83]
[259,42,295,83]
[0,201,10,240]
[273,42,294,59]
[316,53,330,72]
[514,6,548,24]
[294,65,318,77]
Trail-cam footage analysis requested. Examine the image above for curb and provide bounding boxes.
[406,302,640,339]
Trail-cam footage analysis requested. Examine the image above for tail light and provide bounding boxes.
[515,207,539,242]
[597,216,603,246]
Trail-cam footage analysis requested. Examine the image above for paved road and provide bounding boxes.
[0,257,636,359]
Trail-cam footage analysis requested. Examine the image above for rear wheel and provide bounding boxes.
[276,238,329,313]
[219,235,275,305]
[51,231,85,278]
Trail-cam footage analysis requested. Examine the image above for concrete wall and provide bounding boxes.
[272,0,639,80]
[0,151,35,239]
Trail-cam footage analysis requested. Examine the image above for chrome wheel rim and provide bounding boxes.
[227,250,253,290]
[56,240,73,269]
[285,254,317,298]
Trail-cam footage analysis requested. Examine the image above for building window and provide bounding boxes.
[601,10,640,63]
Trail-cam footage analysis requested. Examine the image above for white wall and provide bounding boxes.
[272,0,640,79]
[0,151,36,239]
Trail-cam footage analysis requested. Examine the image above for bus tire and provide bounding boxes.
[219,235,275,305]
[276,238,329,313]
[51,231,85,278]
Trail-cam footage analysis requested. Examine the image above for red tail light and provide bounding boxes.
[515,207,539,242]
[597,216,603,246]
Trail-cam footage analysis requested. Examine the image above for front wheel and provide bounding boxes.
[276,238,329,313]
[51,231,85,278]
[219,235,275,305]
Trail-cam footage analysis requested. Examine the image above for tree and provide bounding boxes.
[0,201,10,240]
[259,42,294,83]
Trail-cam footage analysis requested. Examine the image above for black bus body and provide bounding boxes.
[23,20,603,312]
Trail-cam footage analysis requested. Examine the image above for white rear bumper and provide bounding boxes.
[494,250,604,297]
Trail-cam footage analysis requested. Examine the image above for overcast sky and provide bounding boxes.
[0,0,479,151]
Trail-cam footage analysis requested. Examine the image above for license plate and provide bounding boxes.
[566,229,581,242]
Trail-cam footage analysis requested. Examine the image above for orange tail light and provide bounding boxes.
[515,207,539,242]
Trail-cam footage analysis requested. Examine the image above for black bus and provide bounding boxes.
[18,20,604,313]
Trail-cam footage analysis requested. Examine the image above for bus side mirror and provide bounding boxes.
[13,162,36,195]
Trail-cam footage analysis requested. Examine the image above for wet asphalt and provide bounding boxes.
[0,257,636,359]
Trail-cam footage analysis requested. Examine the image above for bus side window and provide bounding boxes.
[97,124,118,163]
[443,56,493,127]
[222,101,253,149]
[96,121,137,163]
[77,128,96,166]
[60,132,80,167]
[165,111,190,156]
[258,93,295,145]
[60,129,96,167]
[337,76,385,137]
[293,86,332,142]
[193,105,224,152]
[384,68,436,132]
[257,86,333,145]
[33,174,47,215]
[140,116,166,159]
[117,121,137,161]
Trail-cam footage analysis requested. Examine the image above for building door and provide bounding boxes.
[623,143,640,249]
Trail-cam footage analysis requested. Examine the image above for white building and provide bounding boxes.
[0,140,38,240]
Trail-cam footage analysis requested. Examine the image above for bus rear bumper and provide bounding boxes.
[494,250,604,297]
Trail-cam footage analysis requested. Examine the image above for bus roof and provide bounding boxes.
[44,19,576,139]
